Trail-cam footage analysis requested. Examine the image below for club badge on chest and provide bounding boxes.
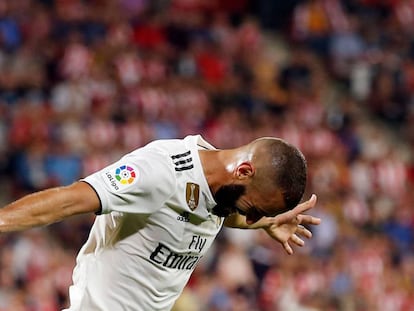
[186,182,200,211]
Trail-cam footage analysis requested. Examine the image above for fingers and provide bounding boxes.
[297,214,321,226]
[296,225,312,239]
[284,229,313,255]
[283,233,306,255]
[283,241,293,255]
[290,233,304,247]
[293,194,317,215]
[273,194,319,226]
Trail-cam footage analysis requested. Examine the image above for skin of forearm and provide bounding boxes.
[0,188,73,232]
[0,182,99,233]
[224,213,271,229]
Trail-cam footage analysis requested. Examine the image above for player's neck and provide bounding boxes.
[199,149,232,195]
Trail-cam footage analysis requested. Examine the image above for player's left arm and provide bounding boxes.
[224,194,321,255]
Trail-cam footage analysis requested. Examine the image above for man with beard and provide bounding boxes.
[0,135,320,311]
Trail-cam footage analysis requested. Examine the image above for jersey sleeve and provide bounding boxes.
[82,148,176,215]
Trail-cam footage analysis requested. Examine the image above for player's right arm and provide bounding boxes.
[0,181,100,232]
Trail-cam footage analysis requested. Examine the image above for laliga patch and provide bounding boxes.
[115,165,136,184]
[103,164,138,191]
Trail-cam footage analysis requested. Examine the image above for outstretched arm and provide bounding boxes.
[0,181,100,232]
[224,194,321,255]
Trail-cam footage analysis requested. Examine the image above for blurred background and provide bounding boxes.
[0,0,414,310]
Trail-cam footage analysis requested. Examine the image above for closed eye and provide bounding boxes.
[237,206,265,220]
[236,207,247,216]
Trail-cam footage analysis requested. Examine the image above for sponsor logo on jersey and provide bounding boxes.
[149,242,201,270]
[185,182,199,211]
[177,211,190,222]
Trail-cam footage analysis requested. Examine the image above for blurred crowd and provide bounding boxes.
[0,0,414,310]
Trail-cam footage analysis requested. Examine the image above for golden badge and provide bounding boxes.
[186,183,200,211]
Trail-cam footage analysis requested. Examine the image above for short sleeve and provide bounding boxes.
[82,148,176,215]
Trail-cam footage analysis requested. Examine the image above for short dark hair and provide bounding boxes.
[255,138,307,210]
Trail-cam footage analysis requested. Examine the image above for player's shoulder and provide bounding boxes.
[125,135,209,175]
[139,136,204,159]
[144,136,193,152]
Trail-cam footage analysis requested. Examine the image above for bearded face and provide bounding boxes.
[211,184,246,218]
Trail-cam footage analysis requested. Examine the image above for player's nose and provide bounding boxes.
[245,212,262,225]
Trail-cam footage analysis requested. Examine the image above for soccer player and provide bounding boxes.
[0,135,321,311]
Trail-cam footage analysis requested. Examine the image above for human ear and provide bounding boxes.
[236,162,255,179]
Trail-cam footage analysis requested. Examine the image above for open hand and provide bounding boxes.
[263,194,321,255]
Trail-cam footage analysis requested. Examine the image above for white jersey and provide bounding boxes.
[64,135,223,311]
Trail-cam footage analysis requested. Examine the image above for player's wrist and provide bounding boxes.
[247,216,271,230]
